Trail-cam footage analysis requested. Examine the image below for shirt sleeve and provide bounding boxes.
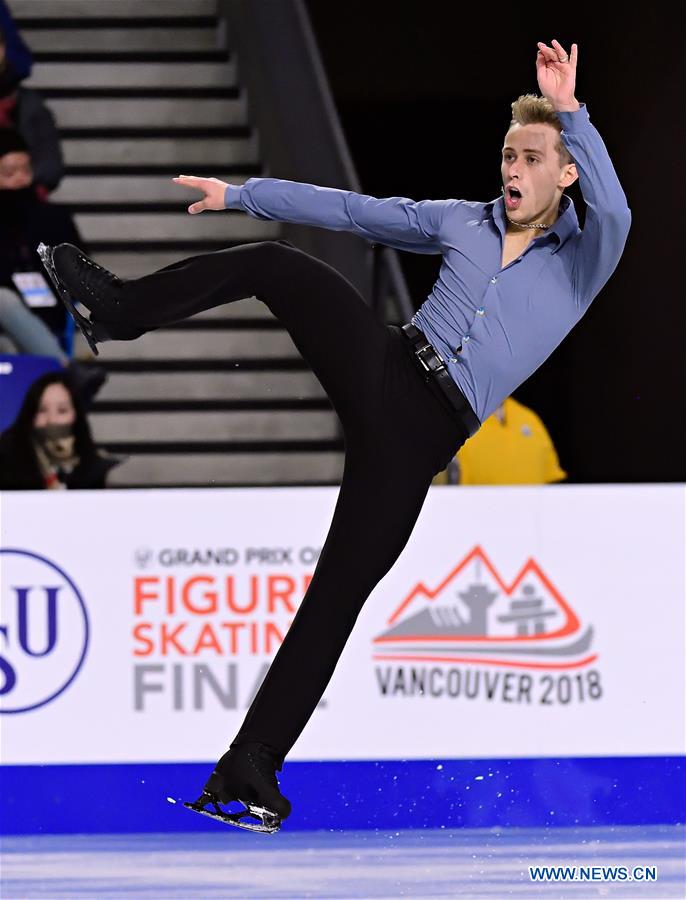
[224,178,461,254]
[557,103,632,309]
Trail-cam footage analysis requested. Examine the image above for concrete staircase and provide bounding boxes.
[14,0,344,486]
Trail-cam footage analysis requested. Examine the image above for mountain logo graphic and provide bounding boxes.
[373,546,597,670]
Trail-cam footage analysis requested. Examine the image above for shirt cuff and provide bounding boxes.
[556,102,591,134]
[223,183,243,209]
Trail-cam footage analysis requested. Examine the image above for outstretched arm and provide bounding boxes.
[536,40,632,307]
[172,174,460,254]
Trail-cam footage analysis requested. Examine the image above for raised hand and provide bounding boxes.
[536,40,579,109]
[172,174,229,214]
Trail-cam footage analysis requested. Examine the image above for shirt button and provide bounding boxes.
[490,277,498,283]
[450,357,458,363]
[476,307,485,316]
[463,334,471,342]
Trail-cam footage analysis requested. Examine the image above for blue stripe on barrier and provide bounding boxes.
[1,756,684,834]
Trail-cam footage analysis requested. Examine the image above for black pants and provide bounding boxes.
[117,240,470,761]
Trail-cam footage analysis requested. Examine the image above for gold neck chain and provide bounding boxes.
[502,190,553,230]
[505,214,550,230]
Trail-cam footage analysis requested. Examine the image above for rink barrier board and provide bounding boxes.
[1,755,684,834]
[2,486,684,764]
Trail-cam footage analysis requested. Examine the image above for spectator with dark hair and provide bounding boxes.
[0,20,63,196]
[0,128,105,402]
[0,370,119,490]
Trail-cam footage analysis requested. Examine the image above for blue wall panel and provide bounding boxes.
[1,756,684,834]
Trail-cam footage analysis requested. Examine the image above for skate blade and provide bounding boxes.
[183,791,282,835]
[37,242,100,356]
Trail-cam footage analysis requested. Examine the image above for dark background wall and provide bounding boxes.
[303,2,684,483]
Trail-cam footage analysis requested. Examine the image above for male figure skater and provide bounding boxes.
[39,40,630,832]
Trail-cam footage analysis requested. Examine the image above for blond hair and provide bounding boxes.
[509,93,574,168]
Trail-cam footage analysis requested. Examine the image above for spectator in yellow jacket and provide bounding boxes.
[432,395,567,485]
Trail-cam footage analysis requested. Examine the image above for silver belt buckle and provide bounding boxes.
[415,341,446,375]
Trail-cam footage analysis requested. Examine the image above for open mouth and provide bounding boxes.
[505,185,523,209]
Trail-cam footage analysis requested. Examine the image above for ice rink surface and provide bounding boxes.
[2,825,684,899]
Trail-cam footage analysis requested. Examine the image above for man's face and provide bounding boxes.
[0,150,33,190]
[501,123,573,221]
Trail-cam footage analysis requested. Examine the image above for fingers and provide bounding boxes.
[537,42,558,63]
[538,40,577,66]
[172,174,205,189]
[551,39,568,60]
[172,173,226,213]
[173,175,209,214]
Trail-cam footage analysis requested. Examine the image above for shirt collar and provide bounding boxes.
[483,192,579,253]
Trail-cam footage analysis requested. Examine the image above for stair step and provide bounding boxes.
[60,127,250,140]
[25,60,236,89]
[90,410,339,442]
[96,370,327,401]
[24,26,221,53]
[103,438,343,454]
[19,17,217,31]
[76,329,302,361]
[107,451,344,487]
[47,97,247,129]
[90,358,311,373]
[52,172,252,204]
[65,166,257,179]
[12,1,218,19]
[73,211,277,242]
[62,134,257,166]
[35,51,228,63]
[92,398,332,412]
[39,87,241,100]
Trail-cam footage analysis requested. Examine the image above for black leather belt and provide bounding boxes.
[401,323,480,438]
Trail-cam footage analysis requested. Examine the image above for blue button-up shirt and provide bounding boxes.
[224,103,631,423]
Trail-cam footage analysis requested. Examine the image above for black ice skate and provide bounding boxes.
[184,741,291,835]
[37,242,143,355]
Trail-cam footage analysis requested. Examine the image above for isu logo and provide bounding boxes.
[374,545,597,670]
[0,549,89,714]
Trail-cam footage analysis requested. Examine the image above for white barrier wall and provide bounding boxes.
[1,485,684,764]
